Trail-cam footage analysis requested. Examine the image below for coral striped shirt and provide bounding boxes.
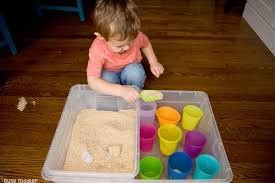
[87,32,149,77]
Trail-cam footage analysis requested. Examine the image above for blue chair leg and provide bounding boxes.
[36,0,85,21]
[0,15,17,55]
[77,0,85,22]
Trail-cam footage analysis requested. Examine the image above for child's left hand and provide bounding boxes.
[150,62,164,78]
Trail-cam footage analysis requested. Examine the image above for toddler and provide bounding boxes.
[87,0,164,102]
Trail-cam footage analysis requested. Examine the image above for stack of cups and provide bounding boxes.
[158,124,182,156]
[183,130,206,159]
[139,156,163,180]
[193,154,220,179]
[167,152,192,180]
[182,105,203,130]
[156,106,181,126]
[140,101,157,125]
[140,124,156,152]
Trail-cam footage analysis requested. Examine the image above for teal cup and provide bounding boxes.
[193,154,220,179]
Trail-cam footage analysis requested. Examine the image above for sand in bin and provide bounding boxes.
[64,109,137,173]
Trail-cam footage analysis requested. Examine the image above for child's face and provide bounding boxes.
[106,35,133,54]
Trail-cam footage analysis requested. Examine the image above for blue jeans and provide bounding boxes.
[101,63,146,90]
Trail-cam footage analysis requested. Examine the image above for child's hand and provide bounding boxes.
[150,62,164,78]
[119,86,140,103]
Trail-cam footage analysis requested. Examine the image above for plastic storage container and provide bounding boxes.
[42,85,233,183]
[41,85,140,182]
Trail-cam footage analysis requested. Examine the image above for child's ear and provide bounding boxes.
[94,32,105,40]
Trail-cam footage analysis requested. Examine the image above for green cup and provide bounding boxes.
[139,156,163,179]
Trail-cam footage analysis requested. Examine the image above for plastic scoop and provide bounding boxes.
[140,90,163,102]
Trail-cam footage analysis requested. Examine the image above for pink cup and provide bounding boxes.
[140,124,156,152]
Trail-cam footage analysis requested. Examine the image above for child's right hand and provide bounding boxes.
[119,86,140,103]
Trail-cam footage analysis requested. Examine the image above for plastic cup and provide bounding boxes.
[184,130,206,158]
[140,124,156,152]
[139,156,163,179]
[158,124,182,156]
[168,152,192,180]
[182,105,203,130]
[156,106,181,126]
[193,154,220,179]
[140,101,157,125]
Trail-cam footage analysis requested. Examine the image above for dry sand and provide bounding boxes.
[64,109,136,173]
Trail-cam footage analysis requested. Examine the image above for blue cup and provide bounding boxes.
[193,154,220,179]
[167,152,192,179]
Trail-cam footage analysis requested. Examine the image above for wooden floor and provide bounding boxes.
[1,0,275,182]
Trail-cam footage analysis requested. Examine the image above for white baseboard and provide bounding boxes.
[243,3,275,56]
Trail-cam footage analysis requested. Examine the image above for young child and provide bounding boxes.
[87,0,164,103]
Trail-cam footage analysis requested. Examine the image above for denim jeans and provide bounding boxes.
[101,63,146,90]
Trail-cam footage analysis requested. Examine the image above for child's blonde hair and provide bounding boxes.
[94,0,140,41]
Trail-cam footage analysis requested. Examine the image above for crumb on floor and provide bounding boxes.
[17,97,27,112]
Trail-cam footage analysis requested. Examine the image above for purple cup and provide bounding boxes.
[140,101,157,125]
[140,124,156,152]
[183,130,206,158]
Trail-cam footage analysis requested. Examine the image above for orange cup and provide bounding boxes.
[156,106,181,126]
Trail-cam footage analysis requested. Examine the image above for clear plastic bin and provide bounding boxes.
[42,85,233,183]
[41,85,140,182]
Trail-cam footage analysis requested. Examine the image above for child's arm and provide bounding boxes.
[142,42,164,78]
[87,76,139,103]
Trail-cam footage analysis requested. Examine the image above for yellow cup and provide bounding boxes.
[158,124,182,156]
[182,105,203,130]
